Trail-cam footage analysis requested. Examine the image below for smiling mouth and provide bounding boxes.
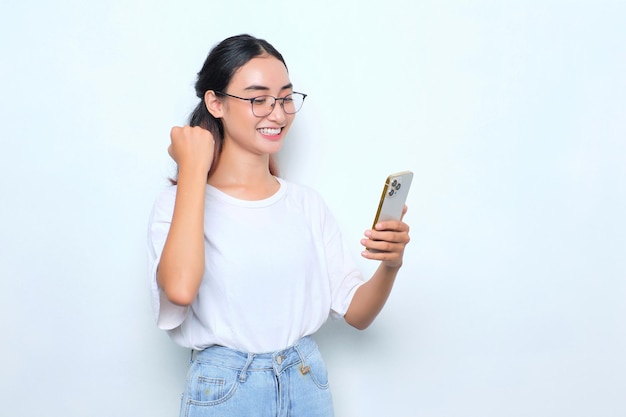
[257,127,282,135]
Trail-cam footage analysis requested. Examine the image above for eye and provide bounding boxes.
[253,96,270,104]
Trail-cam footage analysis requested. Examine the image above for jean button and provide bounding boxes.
[276,355,283,365]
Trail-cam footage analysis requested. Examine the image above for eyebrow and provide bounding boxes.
[244,83,293,92]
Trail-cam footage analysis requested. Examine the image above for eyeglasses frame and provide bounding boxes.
[214,91,307,117]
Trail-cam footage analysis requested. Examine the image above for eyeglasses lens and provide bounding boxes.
[252,94,304,117]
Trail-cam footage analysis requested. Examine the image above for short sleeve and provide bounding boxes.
[147,187,190,330]
[319,199,366,319]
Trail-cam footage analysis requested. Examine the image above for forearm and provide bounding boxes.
[344,262,401,330]
[157,167,207,306]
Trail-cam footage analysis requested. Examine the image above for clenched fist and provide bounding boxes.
[168,126,215,175]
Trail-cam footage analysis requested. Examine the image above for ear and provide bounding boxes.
[204,90,224,118]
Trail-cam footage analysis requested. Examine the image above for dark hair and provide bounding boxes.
[188,34,287,178]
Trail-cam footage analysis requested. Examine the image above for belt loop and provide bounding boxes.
[189,349,195,365]
[294,339,311,375]
[238,353,255,383]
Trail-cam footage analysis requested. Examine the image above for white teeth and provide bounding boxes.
[258,127,281,135]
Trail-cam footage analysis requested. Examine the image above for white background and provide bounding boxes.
[1,1,625,416]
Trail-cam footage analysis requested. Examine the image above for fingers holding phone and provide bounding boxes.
[362,171,413,267]
[361,210,411,266]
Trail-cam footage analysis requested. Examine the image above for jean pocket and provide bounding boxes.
[186,363,240,405]
[303,349,330,390]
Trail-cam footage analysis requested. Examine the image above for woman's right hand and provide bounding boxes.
[168,125,215,175]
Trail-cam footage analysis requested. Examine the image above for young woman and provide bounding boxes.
[147,34,410,417]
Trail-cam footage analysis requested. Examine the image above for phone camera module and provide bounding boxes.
[388,177,403,197]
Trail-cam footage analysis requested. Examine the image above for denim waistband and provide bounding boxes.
[192,336,318,380]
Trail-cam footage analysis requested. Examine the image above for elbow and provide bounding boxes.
[157,268,201,306]
[350,322,370,331]
[344,313,373,331]
[162,286,196,306]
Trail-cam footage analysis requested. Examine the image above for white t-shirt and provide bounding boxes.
[147,178,365,353]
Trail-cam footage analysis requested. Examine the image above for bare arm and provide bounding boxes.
[156,126,214,306]
[344,206,410,330]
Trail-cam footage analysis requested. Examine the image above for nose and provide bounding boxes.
[266,99,287,123]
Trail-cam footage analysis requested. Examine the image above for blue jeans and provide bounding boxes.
[180,336,335,417]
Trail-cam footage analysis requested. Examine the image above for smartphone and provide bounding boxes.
[372,170,413,228]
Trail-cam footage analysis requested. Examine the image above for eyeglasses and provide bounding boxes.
[215,91,307,117]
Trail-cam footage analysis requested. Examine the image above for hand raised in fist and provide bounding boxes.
[168,125,215,175]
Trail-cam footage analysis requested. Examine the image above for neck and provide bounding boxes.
[208,144,279,201]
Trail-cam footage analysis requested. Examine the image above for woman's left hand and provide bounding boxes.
[360,205,410,268]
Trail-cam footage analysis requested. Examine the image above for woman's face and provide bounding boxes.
[218,55,295,156]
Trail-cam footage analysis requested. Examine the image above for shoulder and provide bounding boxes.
[278,178,338,229]
[150,185,178,219]
[280,178,327,207]
[155,184,177,204]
